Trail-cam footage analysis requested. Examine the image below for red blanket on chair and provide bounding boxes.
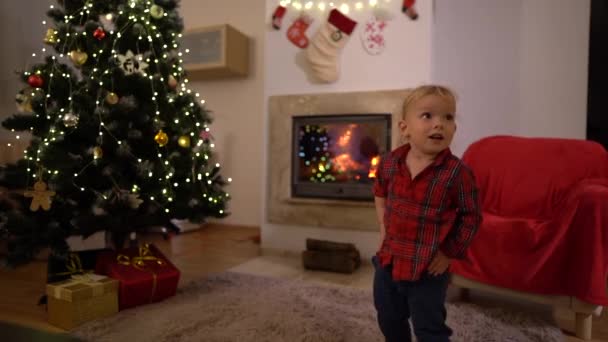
[451,136,608,306]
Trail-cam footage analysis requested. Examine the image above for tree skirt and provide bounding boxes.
[72,272,562,342]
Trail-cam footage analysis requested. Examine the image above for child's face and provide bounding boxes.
[399,94,456,157]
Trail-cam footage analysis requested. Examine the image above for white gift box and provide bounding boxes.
[147,219,204,234]
[66,231,108,251]
[171,219,204,233]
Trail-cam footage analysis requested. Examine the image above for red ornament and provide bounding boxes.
[199,130,214,141]
[27,74,44,88]
[93,27,106,40]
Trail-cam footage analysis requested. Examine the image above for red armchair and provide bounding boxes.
[451,135,608,340]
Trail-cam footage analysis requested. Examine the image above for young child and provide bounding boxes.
[372,85,482,342]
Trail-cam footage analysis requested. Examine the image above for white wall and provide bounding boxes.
[519,0,590,139]
[432,0,523,157]
[262,0,434,257]
[181,0,265,227]
[433,0,590,156]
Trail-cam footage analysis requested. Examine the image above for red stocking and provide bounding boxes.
[287,15,313,49]
[272,5,287,30]
[402,0,419,20]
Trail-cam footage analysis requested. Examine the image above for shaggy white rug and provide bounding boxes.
[71,272,563,342]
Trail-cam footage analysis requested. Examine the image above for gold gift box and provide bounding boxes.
[46,276,119,330]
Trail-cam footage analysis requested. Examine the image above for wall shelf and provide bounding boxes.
[181,24,249,80]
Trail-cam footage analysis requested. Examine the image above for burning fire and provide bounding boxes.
[299,122,381,183]
[368,156,380,178]
[337,127,354,147]
[333,153,362,172]
[329,153,380,180]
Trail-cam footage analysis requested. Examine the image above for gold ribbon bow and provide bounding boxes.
[49,254,107,300]
[52,253,89,277]
[51,274,107,300]
[117,244,165,270]
[116,244,165,303]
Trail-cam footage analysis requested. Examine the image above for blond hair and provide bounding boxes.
[402,85,457,119]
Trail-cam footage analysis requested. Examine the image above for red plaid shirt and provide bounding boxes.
[373,144,482,281]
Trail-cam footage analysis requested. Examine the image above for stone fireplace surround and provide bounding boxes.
[267,89,409,232]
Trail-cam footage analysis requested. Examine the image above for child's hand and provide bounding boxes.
[428,251,450,276]
[378,231,385,251]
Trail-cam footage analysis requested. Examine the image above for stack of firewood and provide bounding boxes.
[302,238,361,274]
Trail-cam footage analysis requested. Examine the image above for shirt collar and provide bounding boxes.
[399,144,452,167]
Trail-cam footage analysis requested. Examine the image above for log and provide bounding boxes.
[306,238,358,253]
[302,250,360,274]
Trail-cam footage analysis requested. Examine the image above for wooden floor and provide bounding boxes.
[0,224,606,341]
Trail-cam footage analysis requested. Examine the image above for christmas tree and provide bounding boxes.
[0,0,230,266]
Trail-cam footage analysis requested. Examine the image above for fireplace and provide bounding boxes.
[291,114,391,201]
[267,89,408,231]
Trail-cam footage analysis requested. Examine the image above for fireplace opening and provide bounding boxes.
[291,114,392,201]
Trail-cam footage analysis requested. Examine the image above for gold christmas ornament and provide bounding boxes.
[105,92,119,105]
[44,28,57,45]
[154,130,168,146]
[178,135,190,148]
[69,50,88,66]
[24,180,55,211]
[93,146,103,159]
[150,5,165,19]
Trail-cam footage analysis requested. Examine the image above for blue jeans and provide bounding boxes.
[372,256,452,342]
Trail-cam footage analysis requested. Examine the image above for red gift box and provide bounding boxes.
[95,244,180,310]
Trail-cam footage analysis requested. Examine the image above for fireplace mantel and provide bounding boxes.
[267,89,409,231]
